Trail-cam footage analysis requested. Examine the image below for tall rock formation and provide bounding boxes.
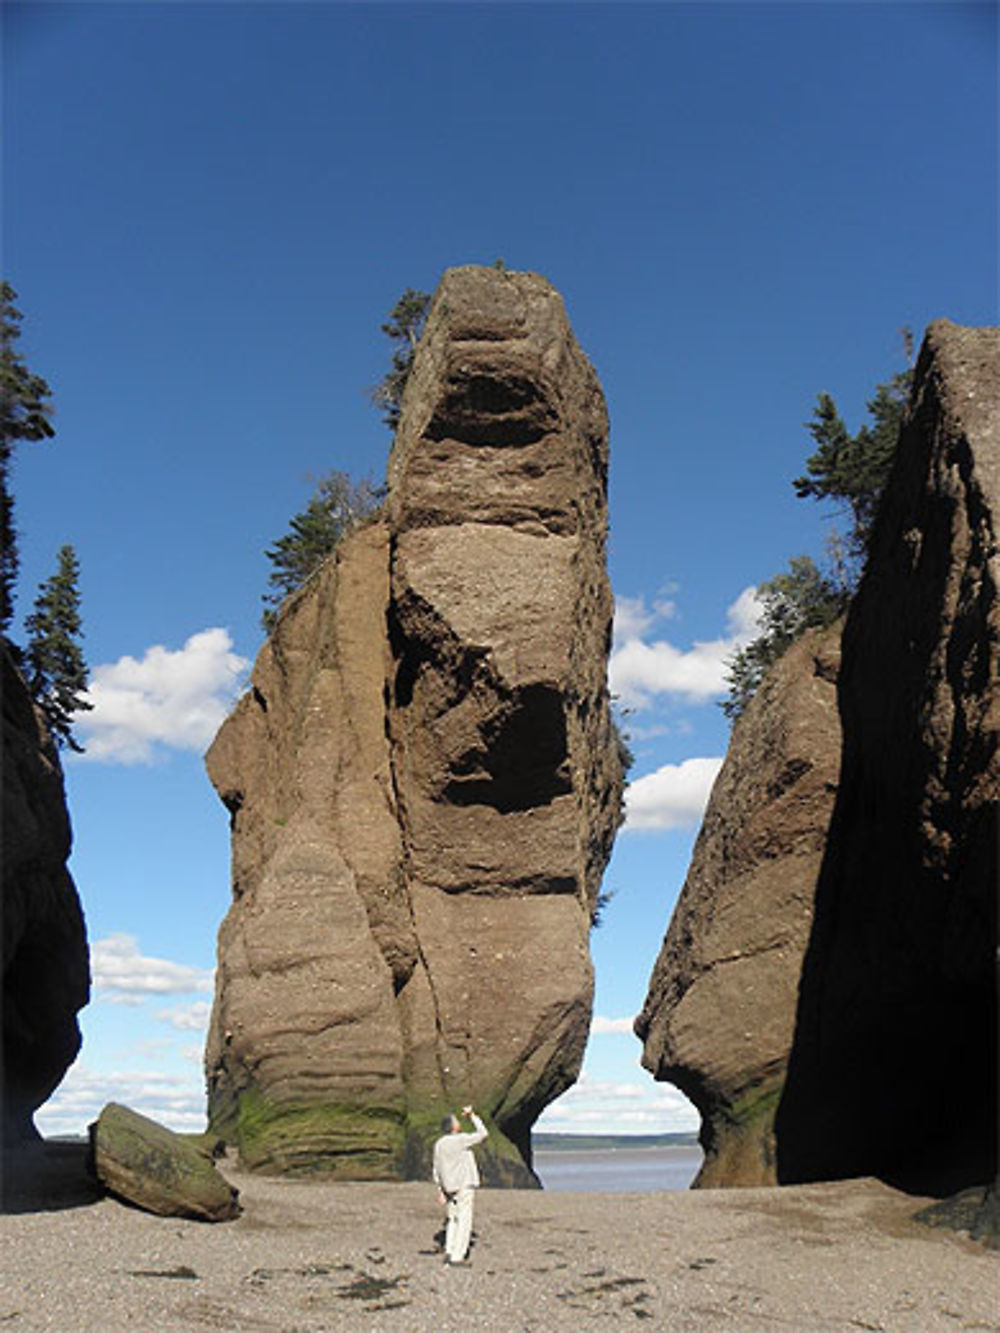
[635,620,843,1186]
[776,321,999,1194]
[1,644,90,1142]
[639,319,998,1196]
[206,267,622,1183]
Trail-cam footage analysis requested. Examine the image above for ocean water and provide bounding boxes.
[534,1145,703,1193]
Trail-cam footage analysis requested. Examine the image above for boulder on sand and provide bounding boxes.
[89,1102,240,1222]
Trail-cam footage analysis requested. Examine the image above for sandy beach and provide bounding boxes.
[1,1143,996,1331]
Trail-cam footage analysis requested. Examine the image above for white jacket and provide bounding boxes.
[432,1114,488,1194]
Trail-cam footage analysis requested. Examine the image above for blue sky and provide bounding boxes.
[5,1,995,1139]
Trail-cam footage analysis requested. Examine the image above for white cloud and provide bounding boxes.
[613,595,657,644]
[612,588,679,648]
[536,1073,698,1135]
[726,584,765,641]
[623,755,723,832]
[610,586,762,709]
[76,627,248,764]
[34,1061,207,1138]
[91,934,214,1001]
[591,1015,635,1035]
[156,1000,212,1032]
[124,1037,175,1059]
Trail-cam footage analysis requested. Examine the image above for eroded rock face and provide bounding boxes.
[206,268,622,1183]
[776,321,999,1194]
[1,644,89,1143]
[635,621,843,1187]
[639,319,998,1195]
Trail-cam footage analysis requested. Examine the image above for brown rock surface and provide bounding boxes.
[1,643,89,1143]
[205,267,622,1183]
[635,620,843,1186]
[776,320,999,1193]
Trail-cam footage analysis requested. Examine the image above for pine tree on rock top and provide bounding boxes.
[369,287,431,431]
[260,286,432,631]
[722,555,846,721]
[793,336,913,571]
[1,281,56,633]
[25,543,92,751]
[723,335,913,721]
[260,471,384,632]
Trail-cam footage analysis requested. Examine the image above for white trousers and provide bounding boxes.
[445,1187,475,1262]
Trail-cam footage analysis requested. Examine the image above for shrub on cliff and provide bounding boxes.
[794,340,913,575]
[722,556,846,721]
[369,288,431,431]
[261,286,434,631]
[260,471,384,632]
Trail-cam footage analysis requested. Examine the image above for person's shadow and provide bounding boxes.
[421,1224,478,1257]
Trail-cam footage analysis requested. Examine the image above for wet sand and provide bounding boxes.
[1,1142,996,1331]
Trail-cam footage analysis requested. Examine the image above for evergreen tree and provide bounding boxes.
[1,281,55,632]
[722,555,847,722]
[722,338,914,722]
[793,338,913,568]
[261,471,383,631]
[25,544,92,751]
[370,288,431,431]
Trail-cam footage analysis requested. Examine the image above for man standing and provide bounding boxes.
[432,1104,488,1266]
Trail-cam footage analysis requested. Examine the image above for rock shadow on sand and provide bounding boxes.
[0,1139,102,1215]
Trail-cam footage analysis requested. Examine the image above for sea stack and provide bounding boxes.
[635,620,843,1186]
[638,319,999,1196]
[205,267,623,1183]
[776,321,999,1194]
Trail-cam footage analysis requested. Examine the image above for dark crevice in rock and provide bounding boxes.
[443,685,572,813]
[424,372,558,447]
[765,757,813,802]
[437,876,578,898]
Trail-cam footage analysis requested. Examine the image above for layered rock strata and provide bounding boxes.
[1,644,90,1142]
[206,267,622,1183]
[776,321,999,1194]
[635,620,843,1186]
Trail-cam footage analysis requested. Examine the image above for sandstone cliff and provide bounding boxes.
[1,643,90,1142]
[639,319,998,1196]
[206,267,622,1183]
[776,321,999,1194]
[635,620,843,1186]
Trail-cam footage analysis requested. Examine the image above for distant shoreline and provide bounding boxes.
[533,1131,699,1152]
[48,1130,702,1154]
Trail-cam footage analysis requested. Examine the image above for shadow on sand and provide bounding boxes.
[1,1139,103,1215]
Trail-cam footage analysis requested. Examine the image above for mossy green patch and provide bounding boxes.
[725,1079,784,1130]
[233,1088,406,1178]
[220,1087,538,1185]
